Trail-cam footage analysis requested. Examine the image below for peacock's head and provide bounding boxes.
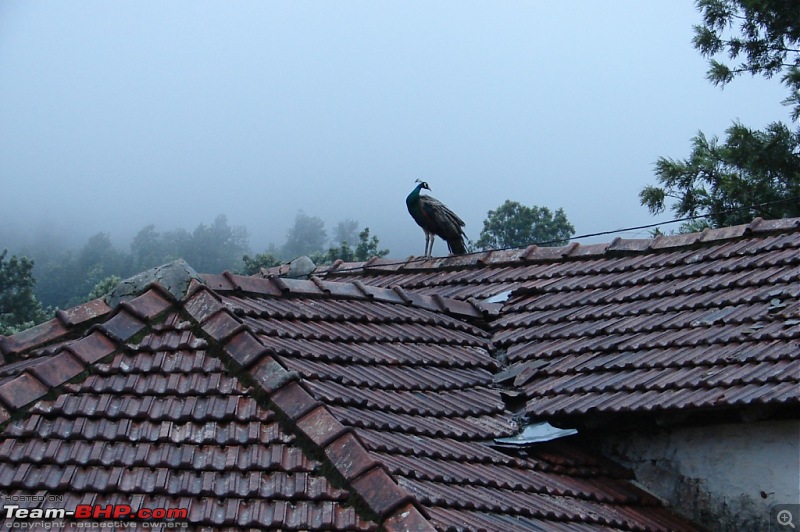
[414,179,430,190]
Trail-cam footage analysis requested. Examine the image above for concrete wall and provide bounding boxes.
[597,419,800,531]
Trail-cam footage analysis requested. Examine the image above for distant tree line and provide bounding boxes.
[240,212,390,275]
[25,214,253,311]
[0,213,390,323]
[1,200,578,334]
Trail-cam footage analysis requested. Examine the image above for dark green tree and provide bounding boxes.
[282,211,327,258]
[354,228,390,261]
[332,219,359,248]
[161,228,193,263]
[641,0,800,228]
[0,250,49,335]
[31,249,79,310]
[318,243,355,264]
[34,233,132,309]
[641,123,800,226]
[69,233,131,307]
[320,227,390,264]
[692,0,800,119]
[79,233,131,286]
[130,224,165,271]
[476,201,575,250]
[186,215,250,273]
[240,252,282,275]
[86,275,122,301]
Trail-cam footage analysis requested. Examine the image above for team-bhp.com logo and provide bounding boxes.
[5,505,187,520]
[3,504,189,528]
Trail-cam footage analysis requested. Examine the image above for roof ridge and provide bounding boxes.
[0,260,202,363]
[200,271,500,320]
[106,258,203,307]
[182,284,433,530]
[0,298,112,360]
[0,288,174,425]
[314,216,800,274]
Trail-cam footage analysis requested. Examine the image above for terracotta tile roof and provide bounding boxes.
[0,269,699,530]
[0,297,373,529]
[186,274,697,530]
[313,217,800,421]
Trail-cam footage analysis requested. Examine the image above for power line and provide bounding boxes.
[560,195,800,246]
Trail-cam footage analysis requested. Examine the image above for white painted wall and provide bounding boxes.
[597,419,800,531]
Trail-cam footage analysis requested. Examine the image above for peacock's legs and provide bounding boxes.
[424,232,433,257]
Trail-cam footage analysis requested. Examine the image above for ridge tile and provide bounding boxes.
[27,351,86,388]
[270,381,318,421]
[122,288,173,320]
[225,273,285,296]
[249,355,295,394]
[0,372,48,410]
[383,504,434,531]
[0,318,69,357]
[56,298,113,327]
[225,330,269,369]
[324,432,380,482]
[183,287,225,322]
[199,273,235,291]
[296,406,348,448]
[68,331,118,365]
[202,310,245,342]
[351,467,413,519]
[97,311,146,342]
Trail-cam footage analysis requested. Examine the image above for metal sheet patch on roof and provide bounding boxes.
[484,289,513,304]
[494,421,578,445]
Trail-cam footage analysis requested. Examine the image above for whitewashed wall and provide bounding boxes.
[597,419,800,531]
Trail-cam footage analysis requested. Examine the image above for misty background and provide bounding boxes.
[0,2,790,266]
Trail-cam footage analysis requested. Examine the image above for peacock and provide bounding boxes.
[406,180,467,256]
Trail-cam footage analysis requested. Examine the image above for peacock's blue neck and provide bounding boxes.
[406,183,424,208]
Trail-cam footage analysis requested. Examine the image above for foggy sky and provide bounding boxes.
[0,1,791,259]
